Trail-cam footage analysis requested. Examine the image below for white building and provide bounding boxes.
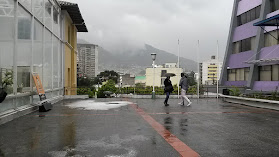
[200,56,223,85]
[146,63,183,87]
[77,41,98,78]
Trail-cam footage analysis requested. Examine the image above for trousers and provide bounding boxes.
[165,92,170,103]
[181,89,191,103]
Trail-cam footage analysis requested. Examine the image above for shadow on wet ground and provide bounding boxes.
[0,98,279,156]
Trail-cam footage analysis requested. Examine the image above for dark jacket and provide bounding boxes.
[179,76,188,91]
[164,78,173,93]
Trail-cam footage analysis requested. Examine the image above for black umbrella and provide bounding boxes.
[164,73,176,77]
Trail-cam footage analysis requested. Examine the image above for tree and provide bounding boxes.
[186,71,197,86]
[92,77,102,85]
[77,77,93,87]
[97,79,117,98]
[97,70,119,84]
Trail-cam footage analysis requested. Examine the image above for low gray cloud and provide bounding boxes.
[67,0,234,61]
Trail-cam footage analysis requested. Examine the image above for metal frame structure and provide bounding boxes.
[0,0,64,110]
[245,13,279,65]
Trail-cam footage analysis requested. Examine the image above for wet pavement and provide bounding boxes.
[0,98,279,157]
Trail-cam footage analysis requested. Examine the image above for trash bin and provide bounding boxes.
[223,89,230,95]
[0,88,7,103]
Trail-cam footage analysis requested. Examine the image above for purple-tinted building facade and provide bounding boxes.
[221,0,279,92]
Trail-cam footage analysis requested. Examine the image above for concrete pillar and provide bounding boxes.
[247,0,271,90]
[220,0,240,85]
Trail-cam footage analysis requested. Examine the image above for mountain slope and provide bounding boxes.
[98,44,197,74]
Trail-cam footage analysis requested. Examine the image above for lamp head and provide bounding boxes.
[151,53,156,61]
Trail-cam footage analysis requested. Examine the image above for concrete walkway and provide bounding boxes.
[0,98,279,157]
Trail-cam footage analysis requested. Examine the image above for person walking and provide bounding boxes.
[179,73,192,106]
[164,76,173,106]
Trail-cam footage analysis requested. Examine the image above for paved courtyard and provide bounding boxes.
[0,98,279,157]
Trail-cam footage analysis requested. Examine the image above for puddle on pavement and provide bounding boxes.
[48,134,148,157]
[65,100,132,111]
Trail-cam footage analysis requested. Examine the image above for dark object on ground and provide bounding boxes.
[39,101,53,112]
[0,88,7,103]
[38,94,52,112]
[223,89,230,95]
[104,91,113,98]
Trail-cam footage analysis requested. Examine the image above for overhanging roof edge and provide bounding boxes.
[254,14,279,26]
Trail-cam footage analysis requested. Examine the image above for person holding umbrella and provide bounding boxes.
[164,73,174,106]
[179,73,192,106]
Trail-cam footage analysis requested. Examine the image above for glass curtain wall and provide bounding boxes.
[0,0,64,112]
[228,68,250,81]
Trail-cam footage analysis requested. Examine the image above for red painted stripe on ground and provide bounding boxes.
[27,113,120,117]
[130,103,200,157]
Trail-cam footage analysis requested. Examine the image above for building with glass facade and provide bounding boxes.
[0,0,87,124]
[221,0,279,91]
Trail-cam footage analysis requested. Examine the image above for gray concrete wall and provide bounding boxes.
[220,0,240,85]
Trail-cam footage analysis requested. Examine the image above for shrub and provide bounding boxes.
[77,87,95,98]
[97,80,117,98]
[229,86,241,96]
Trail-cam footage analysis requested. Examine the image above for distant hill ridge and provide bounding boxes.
[99,44,197,72]
[77,39,197,74]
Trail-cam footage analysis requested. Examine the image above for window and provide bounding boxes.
[17,5,32,93]
[209,70,217,72]
[256,6,261,18]
[264,30,279,47]
[259,65,279,81]
[53,8,59,35]
[259,65,272,81]
[233,41,241,54]
[0,0,15,94]
[18,7,32,40]
[161,70,167,77]
[228,69,236,81]
[236,68,245,81]
[232,37,256,54]
[272,65,279,81]
[33,0,44,22]
[45,0,52,30]
[43,30,52,90]
[270,0,279,13]
[250,7,256,20]
[19,0,31,11]
[228,68,250,81]
[237,6,261,26]
[245,68,250,81]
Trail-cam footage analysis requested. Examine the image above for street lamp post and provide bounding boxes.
[151,53,156,99]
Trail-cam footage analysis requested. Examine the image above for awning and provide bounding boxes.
[245,58,279,64]
[254,14,279,26]
[249,14,279,65]
[58,1,88,32]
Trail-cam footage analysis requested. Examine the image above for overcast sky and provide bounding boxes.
[67,0,234,62]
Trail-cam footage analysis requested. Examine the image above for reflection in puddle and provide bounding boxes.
[30,127,41,150]
[180,118,188,136]
[0,148,4,157]
[164,117,172,132]
[49,135,148,157]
